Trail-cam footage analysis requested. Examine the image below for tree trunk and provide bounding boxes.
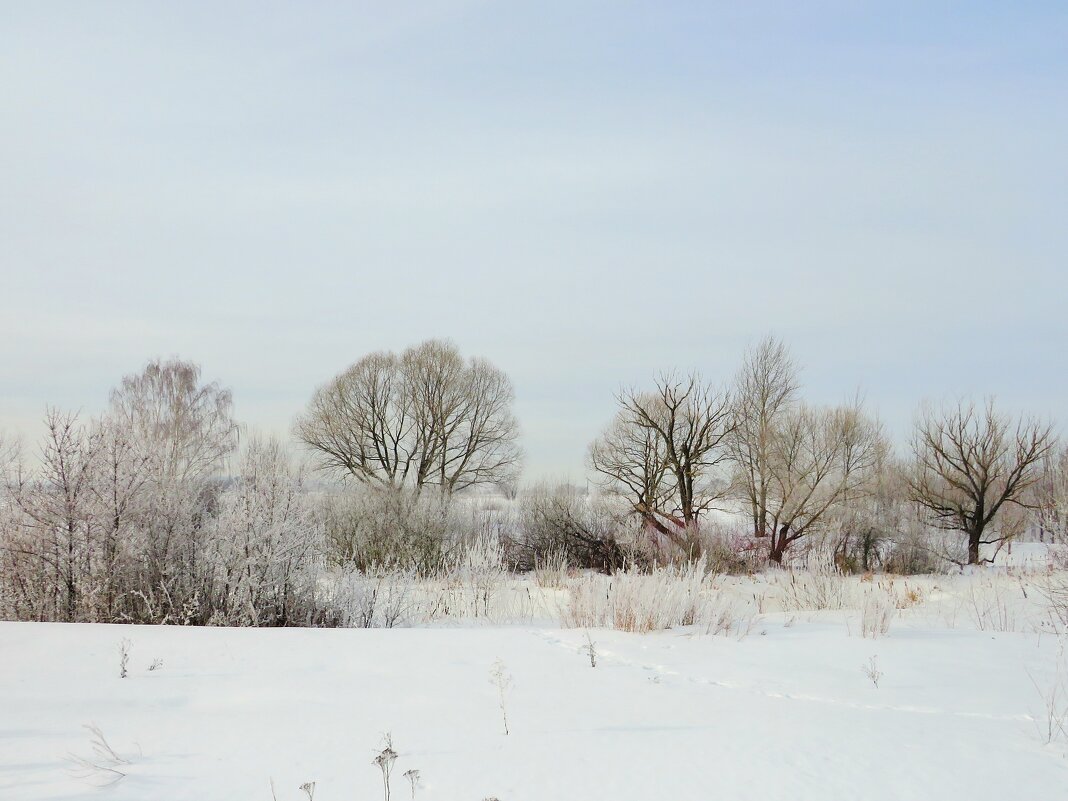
[967,529,981,565]
[767,523,792,565]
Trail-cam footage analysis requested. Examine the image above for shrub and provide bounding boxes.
[322,485,457,574]
[692,521,768,574]
[316,567,415,628]
[507,484,644,572]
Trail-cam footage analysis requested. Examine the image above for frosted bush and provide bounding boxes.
[319,568,415,628]
[322,485,458,574]
[440,534,507,619]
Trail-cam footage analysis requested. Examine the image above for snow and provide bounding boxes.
[3,580,1068,800]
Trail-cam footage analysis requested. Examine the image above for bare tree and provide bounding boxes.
[762,400,886,563]
[1033,444,1068,544]
[728,336,801,541]
[727,338,886,563]
[590,374,732,551]
[296,340,521,494]
[908,399,1056,565]
[588,408,674,543]
[620,375,734,528]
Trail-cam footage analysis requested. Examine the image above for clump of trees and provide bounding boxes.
[589,338,887,565]
[588,336,1058,568]
[728,339,886,563]
[0,343,532,624]
[0,360,320,625]
[506,483,645,573]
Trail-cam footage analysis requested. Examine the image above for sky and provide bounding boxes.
[2,1,1066,480]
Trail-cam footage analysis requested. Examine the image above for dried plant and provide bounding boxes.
[68,723,132,786]
[584,631,598,667]
[490,659,512,735]
[118,638,131,679]
[403,768,421,799]
[373,733,398,801]
[859,587,895,638]
[561,560,712,632]
[862,655,883,689]
[1029,642,1068,744]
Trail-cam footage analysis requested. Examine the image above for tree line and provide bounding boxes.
[292,336,1060,568]
[0,336,1064,624]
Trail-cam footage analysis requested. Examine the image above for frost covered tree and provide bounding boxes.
[105,358,239,620]
[204,436,322,625]
[89,417,154,617]
[4,410,100,621]
[824,451,919,573]
[0,360,240,623]
[0,433,16,479]
[908,399,1055,565]
[296,340,521,494]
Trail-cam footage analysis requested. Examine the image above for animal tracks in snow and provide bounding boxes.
[532,629,1033,723]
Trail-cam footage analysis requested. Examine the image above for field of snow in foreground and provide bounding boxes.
[2,608,1068,800]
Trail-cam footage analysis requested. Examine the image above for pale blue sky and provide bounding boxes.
[2,2,1066,478]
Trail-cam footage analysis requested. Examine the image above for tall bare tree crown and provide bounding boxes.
[908,397,1055,564]
[296,339,522,493]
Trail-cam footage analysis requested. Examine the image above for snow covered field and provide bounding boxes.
[4,566,1068,801]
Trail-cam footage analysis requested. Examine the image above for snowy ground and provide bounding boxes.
[4,571,1068,801]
